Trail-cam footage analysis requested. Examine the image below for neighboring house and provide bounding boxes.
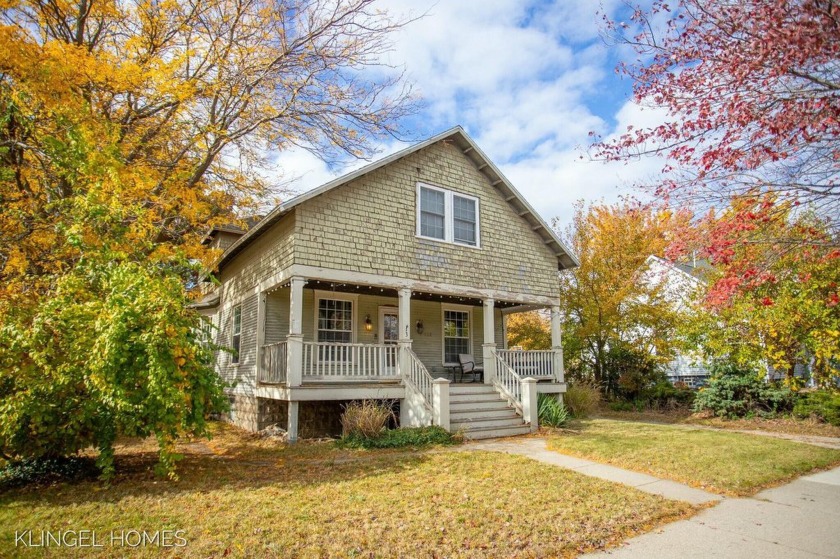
[195,127,577,442]
[641,255,711,388]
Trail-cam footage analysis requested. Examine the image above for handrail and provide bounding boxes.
[492,349,524,414]
[402,348,434,412]
[259,341,288,384]
[495,349,554,379]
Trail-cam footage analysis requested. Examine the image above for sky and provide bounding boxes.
[269,0,667,229]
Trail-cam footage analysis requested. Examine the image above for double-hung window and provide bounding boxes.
[317,297,354,361]
[443,308,471,364]
[231,305,242,364]
[417,183,479,247]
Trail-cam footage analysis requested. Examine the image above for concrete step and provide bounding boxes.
[449,399,511,412]
[462,423,532,440]
[452,416,524,430]
[450,407,518,420]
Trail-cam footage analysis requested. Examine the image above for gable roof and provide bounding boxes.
[217,126,579,271]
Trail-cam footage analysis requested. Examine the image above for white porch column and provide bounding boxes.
[520,377,539,432]
[550,305,565,384]
[255,291,267,382]
[432,378,450,431]
[286,276,306,388]
[287,401,299,443]
[482,298,496,385]
[397,287,412,377]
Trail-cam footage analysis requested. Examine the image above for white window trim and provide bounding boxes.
[416,182,481,248]
[230,304,242,365]
[313,290,359,344]
[441,304,473,366]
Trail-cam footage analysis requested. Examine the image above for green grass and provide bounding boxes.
[548,419,840,496]
[0,422,693,558]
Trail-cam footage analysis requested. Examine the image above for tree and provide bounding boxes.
[1,0,414,299]
[0,256,228,478]
[557,201,691,396]
[506,311,551,350]
[595,0,840,230]
[682,196,840,387]
[0,0,414,476]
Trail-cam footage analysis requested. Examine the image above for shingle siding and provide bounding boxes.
[293,141,560,298]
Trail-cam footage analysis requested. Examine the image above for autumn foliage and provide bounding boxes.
[557,202,692,395]
[0,0,413,476]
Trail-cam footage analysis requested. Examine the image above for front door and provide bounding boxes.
[379,307,399,372]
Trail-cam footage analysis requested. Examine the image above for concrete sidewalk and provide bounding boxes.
[584,467,840,558]
[466,437,840,558]
[465,437,721,505]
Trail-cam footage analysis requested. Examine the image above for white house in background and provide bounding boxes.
[641,255,711,388]
[195,126,578,442]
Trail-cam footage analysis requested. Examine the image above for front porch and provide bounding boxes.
[243,271,566,441]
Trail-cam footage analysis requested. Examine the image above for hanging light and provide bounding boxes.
[364,315,373,332]
[415,319,424,334]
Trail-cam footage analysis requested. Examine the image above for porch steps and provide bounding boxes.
[448,384,530,440]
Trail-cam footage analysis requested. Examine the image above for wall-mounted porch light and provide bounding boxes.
[364,314,373,332]
[415,319,424,335]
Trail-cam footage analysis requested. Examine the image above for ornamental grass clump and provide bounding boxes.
[564,382,601,418]
[340,400,394,439]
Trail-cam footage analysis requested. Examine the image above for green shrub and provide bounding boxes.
[337,426,456,449]
[538,394,570,427]
[564,382,601,418]
[0,258,229,480]
[340,400,395,439]
[693,364,795,419]
[793,391,840,426]
[0,456,99,490]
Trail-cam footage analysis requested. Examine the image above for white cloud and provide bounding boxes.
[262,0,672,229]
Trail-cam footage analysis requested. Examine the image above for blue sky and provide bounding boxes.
[270,0,666,228]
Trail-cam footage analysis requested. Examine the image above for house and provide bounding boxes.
[641,255,711,388]
[196,126,578,442]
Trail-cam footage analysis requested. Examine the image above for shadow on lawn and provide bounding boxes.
[0,422,436,507]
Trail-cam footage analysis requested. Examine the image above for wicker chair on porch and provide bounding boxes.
[457,354,484,383]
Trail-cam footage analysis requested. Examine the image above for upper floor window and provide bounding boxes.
[416,183,480,247]
[231,305,242,364]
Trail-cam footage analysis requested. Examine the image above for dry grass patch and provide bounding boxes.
[0,422,693,558]
[548,419,840,496]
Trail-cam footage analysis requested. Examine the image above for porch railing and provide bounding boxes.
[492,349,524,414]
[403,348,434,412]
[496,350,554,379]
[302,342,399,380]
[259,341,288,384]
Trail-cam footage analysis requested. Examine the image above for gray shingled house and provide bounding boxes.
[196,127,578,442]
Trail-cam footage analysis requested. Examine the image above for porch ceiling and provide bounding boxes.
[274,279,531,308]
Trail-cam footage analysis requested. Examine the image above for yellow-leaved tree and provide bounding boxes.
[557,201,694,397]
[0,0,414,477]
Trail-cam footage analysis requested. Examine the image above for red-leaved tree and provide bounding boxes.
[595,0,840,300]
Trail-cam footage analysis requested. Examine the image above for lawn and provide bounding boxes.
[595,407,840,438]
[0,423,693,558]
[547,419,840,496]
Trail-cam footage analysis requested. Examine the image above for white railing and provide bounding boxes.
[259,341,288,384]
[493,349,524,414]
[403,348,434,411]
[302,342,399,380]
[496,350,555,379]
